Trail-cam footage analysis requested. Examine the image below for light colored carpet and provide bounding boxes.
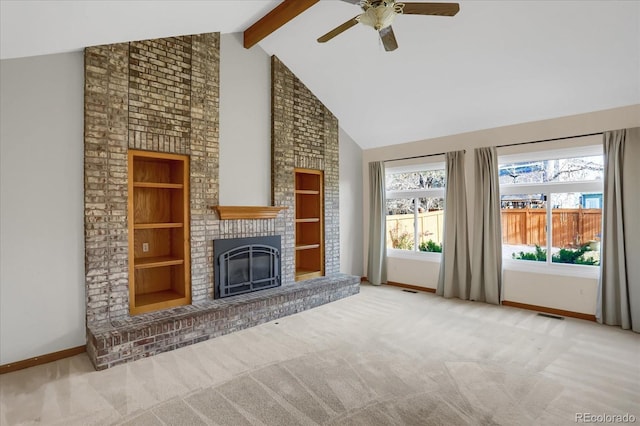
[1,283,638,425]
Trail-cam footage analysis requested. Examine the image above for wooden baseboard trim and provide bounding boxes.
[387,281,436,293]
[0,345,86,375]
[502,300,596,322]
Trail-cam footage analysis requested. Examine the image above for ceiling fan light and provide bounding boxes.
[357,2,401,30]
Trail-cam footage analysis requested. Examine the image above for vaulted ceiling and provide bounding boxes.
[2,1,638,149]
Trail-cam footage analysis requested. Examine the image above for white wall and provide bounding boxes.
[219,33,271,206]
[387,254,440,288]
[363,105,640,314]
[0,52,85,364]
[503,269,598,314]
[339,129,363,276]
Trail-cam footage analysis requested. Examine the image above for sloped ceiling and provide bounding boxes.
[2,1,639,149]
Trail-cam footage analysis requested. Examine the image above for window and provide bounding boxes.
[499,146,603,267]
[385,162,445,255]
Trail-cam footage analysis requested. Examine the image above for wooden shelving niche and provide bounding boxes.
[295,168,324,281]
[128,150,191,315]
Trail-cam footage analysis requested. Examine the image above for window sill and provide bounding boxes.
[387,249,442,262]
[502,259,599,279]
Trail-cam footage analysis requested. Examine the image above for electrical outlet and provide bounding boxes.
[142,243,149,253]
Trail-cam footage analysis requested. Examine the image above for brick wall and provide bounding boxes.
[83,38,298,325]
[272,56,340,283]
[188,33,219,302]
[84,34,220,326]
[85,43,130,324]
[128,37,192,153]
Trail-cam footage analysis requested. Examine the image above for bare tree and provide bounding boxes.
[386,170,445,214]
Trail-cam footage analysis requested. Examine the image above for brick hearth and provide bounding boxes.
[87,274,359,370]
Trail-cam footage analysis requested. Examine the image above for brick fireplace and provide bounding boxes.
[83,33,358,370]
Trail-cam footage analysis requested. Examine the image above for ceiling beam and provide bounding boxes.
[243,0,319,49]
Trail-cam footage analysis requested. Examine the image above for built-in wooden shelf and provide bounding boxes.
[295,168,324,282]
[133,182,184,189]
[134,222,184,230]
[134,256,184,269]
[296,243,320,250]
[213,205,288,220]
[128,150,191,316]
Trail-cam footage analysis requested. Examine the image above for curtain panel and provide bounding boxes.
[368,161,387,285]
[597,127,640,332]
[470,147,503,305]
[437,151,471,299]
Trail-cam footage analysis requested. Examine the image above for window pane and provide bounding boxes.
[499,155,603,184]
[417,198,444,253]
[550,193,601,265]
[386,170,446,191]
[386,198,415,250]
[499,161,546,184]
[501,194,547,261]
[546,156,603,182]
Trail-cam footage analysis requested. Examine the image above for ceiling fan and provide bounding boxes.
[317,0,460,51]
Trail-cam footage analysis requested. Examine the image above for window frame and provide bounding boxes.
[498,145,603,278]
[385,160,445,260]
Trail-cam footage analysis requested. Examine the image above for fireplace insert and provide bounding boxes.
[213,236,281,299]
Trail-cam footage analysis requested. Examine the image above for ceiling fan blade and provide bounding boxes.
[402,2,460,16]
[379,26,398,52]
[317,16,360,43]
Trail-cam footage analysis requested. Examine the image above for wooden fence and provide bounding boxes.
[387,208,601,249]
[386,211,444,248]
[501,208,601,248]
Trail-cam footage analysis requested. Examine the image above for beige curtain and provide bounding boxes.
[367,161,387,285]
[437,151,471,299]
[470,147,502,304]
[597,127,640,332]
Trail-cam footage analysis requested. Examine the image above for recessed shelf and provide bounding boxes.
[295,168,324,282]
[134,182,184,189]
[128,149,190,316]
[134,256,184,269]
[134,222,183,229]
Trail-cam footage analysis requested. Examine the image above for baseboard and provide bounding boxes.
[502,300,596,322]
[366,279,593,320]
[387,281,436,293]
[0,345,86,374]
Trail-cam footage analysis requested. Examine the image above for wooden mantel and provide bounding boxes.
[213,206,288,220]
